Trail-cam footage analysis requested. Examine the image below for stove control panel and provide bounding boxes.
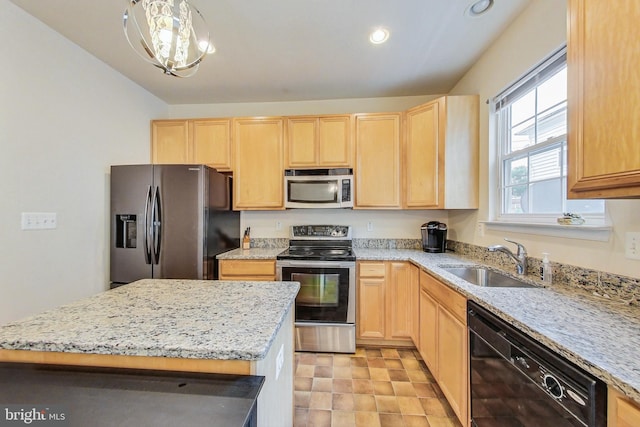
[291,225,351,239]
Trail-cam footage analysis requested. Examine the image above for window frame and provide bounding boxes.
[492,46,605,225]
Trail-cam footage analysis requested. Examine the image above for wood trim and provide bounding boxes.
[0,349,253,375]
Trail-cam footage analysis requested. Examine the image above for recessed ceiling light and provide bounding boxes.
[369,28,389,45]
[466,0,494,17]
[198,40,216,54]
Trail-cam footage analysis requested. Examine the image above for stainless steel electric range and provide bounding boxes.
[276,225,356,353]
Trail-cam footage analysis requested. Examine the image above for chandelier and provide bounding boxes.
[123,0,212,77]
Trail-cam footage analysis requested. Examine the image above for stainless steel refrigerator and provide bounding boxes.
[110,164,240,287]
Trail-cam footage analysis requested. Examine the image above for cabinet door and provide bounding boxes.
[219,260,276,281]
[437,306,468,425]
[191,119,232,171]
[405,100,441,208]
[386,262,414,339]
[151,120,190,164]
[419,286,438,375]
[233,118,284,210]
[354,114,401,208]
[318,116,352,167]
[568,0,640,198]
[409,264,420,344]
[357,277,386,339]
[286,117,317,167]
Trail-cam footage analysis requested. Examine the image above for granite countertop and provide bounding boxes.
[0,279,299,361]
[224,247,640,402]
[217,247,286,260]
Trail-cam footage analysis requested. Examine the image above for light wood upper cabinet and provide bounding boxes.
[191,119,233,171]
[151,120,190,164]
[233,117,285,210]
[354,113,402,208]
[404,96,479,209]
[285,115,352,168]
[568,0,640,198]
[151,119,233,172]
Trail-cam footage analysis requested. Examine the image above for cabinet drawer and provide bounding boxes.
[219,260,275,277]
[358,262,386,277]
[420,270,466,323]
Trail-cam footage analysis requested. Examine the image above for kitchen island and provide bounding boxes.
[0,279,299,427]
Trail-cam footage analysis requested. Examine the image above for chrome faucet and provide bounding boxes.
[488,238,528,275]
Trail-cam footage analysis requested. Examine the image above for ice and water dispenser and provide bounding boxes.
[115,214,137,248]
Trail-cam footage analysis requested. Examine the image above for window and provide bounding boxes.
[493,47,604,221]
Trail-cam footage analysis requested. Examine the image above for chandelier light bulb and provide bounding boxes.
[369,28,389,45]
[124,0,211,77]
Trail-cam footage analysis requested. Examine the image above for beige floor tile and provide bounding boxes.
[403,414,431,427]
[373,381,395,396]
[294,408,309,427]
[401,358,422,370]
[375,395,401,414]
[380,348,400,359]
[351,366,371,379]
[369,367,391,381]
[398,349,417,359]
[312,377,333,392]
[309,391,333,410]
[353,394,377,412]
[392,381,416,397]
[316,354,334,366]
[333,366,353,379]
[426,415,461,427]
[384,359,404,369]
[333,355,352,367]
[295,377,313,391]
[314,366,333,378]
[397,396,425,415]
[407,369,429,383]
[413,383,438,398]
[365,348,383,358]
[295,391,311,408]
[378,413,405,427]
[419,398,450,417]
[296,364,316,378]
[350,357,368,367]
[298,353,317,365]
[355,411,381,427]
[388,369,410,382]
[332,410,356,427]
[352,379,374,394]
[367,357,387,368]
[332,393,355,411]
[333,379,353,394]
[308,409,332,427]
[354,348,367,357]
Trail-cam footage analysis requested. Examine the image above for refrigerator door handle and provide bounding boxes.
[151,185,162,264]
[143,185,152,265]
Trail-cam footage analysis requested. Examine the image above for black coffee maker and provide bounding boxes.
[421,221,447,253]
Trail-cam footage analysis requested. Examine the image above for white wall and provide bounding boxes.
[448,0,640,279]
[0,1,167,324]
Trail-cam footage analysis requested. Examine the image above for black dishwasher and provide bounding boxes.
[468,301,606,427]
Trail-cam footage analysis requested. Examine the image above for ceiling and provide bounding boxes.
[10,0,530,105]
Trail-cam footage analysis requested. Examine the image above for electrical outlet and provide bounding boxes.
[625,232,640,260]
[367,221,373,232]
[21,212,57,230]
[275,221,282,231]
[477,222,485,237]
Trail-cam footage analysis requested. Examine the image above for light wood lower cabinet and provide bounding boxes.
[609,387,640,427]
[218,260,276,281]
[418,269,468,426]
[357,261,416,345]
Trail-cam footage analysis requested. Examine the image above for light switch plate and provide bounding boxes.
[21,212,57,230]
[625,232,640,260]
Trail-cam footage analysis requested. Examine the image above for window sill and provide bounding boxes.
[482,220,612,242]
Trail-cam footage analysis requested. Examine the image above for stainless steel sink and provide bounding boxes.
[441,267,537,288]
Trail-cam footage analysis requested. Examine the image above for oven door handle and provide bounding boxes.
[276,260,355,269]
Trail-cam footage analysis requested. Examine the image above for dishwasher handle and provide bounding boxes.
[468,308,513,360]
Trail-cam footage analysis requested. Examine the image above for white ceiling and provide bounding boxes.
[10,0,530,105]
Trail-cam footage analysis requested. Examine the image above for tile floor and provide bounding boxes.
[294,347,463,427]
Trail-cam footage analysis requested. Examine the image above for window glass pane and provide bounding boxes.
[505,157,528,186]
[510,91,536,127]
[530,179,562,213]
[537,67,567,112]
[511,116,535,152]
[504,185,528,214]
[530,146,561,182]
[537,102,567,143]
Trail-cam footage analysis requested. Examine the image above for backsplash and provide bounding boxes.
[353,239,422,249]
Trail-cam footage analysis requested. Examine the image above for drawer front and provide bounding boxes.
[358,262,386,277]
[420,270,466,323]
[219,260,275,277]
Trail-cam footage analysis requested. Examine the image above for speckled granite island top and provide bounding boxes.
[0,279,299,361]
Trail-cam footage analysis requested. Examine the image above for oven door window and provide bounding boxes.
[288,180,338,203]
[281,267,350,323]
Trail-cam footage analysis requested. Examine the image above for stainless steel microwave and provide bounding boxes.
[284,168,353,209]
